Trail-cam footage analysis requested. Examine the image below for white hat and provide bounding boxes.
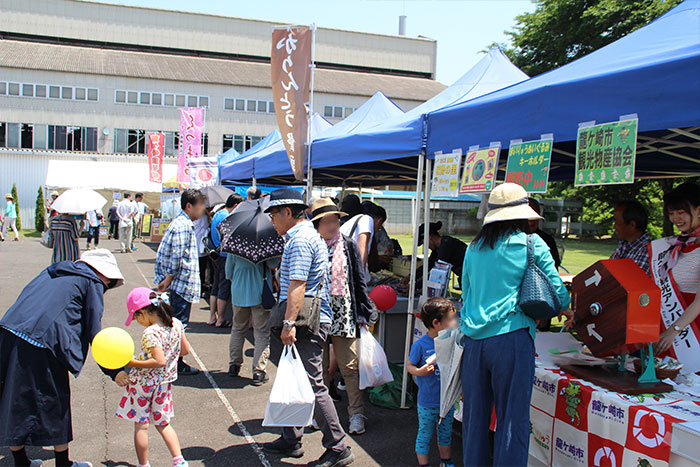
[482,183,543,226]
[77,248,125,288]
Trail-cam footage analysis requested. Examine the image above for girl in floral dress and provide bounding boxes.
[116,287,191,467]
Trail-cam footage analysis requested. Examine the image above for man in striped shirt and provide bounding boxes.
[262,188,353,467]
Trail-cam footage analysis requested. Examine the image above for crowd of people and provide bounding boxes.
[1,180,699,467]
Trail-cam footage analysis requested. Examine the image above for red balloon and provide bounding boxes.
[369,285,397,311]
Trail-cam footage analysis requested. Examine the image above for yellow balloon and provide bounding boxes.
[91,327,134,369]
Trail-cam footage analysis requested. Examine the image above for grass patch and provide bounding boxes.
[393,233,616,276]
[19,229,41,238]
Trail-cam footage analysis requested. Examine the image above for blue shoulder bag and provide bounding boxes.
[519,234,561,320]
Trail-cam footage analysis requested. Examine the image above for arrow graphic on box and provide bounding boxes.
[587,323,603,342]
[585,270,602,287]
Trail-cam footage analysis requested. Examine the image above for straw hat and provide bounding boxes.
[4,193,12,200]
[77,248,125,288]
[309,198,347,222]
[482,183,542,226]
[51,190,60,197]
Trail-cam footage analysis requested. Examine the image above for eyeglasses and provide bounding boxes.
[268,208,281,220]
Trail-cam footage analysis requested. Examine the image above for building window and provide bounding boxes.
[116,90,126,103]
[164,94,174,106]
[87,88,98,101]
[34,124,47,149]
[5,123,19,148]
[127,91,138,104]
[35,85,46,98]
[151,93,162,105]
[22,84,33,97]
[224,97,274,114]
[176,95,186,107]
[8,83,20,96]
[224,98,234,111]
[187,95,197,107]
[222,134,263,153]
[61,87,73,99]
[49,86,60,98]
[47,125,97,151]
[0,82,97,102]
[75,88,86,100]
[0,82,6,95]
[199,96,208,107]
[20,123,33,149]
[139,92,150,105]
[323,105,356,119]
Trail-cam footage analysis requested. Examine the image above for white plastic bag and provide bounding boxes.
[358,327,394,390]
[262,344,315,427]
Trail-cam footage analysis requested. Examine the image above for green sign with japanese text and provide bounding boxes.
[505,139,553,193]
[575,120,638,186]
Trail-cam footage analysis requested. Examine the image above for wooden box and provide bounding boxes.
[572,259,661,357]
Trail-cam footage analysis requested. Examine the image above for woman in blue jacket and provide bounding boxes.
[460,184,572,467]
[0,249,125,467]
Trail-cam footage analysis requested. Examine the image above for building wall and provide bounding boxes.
[377,198,479,235]
[2,0,437,78]
[0,67,424,155]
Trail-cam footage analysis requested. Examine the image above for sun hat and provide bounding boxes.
[417,221,443,246]
[309,198,347,223]
[51,190,59,197]
[4,193,12,200]
[125,287,162,326]
[482,183,543,226]
[264,188,307,213]
[77,248,125,287]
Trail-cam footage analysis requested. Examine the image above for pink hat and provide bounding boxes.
[125,287,157,326]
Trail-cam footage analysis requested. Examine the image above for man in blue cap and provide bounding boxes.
[263,188,353,467]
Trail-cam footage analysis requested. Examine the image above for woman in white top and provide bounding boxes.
[651,183,700,374]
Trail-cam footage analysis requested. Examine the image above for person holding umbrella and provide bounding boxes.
[216,195,283,384]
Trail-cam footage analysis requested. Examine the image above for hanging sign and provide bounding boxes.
[505,138,553,193]
[271,26,314,181]
[147,132,165,184]
[188,156,218,189]
[177,108,204,183]
[459,145,500,193]
[575,119,638,186]
[431,149,462,197]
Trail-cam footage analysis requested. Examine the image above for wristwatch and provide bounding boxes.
[283,320,296,330]
[673,324,682,333]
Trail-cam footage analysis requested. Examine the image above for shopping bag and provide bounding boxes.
[40,229,54,249]
[358,327,393,390]
[262,344,315,427]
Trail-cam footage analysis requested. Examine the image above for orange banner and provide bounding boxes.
[271,26,313,181]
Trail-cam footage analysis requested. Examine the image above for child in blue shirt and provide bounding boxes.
[408,297,457,467]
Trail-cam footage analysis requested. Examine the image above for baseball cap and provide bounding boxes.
[125,287,157,326]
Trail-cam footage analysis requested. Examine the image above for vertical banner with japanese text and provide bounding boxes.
[177,107,204,183]
[459,145,500,193]
[575,119,638,186]
[147,132,165,184]
[431,149,462,197]
[271,26,313,181]
[505,138,553,193]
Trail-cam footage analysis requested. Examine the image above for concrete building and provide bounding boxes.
[0,0,445,225]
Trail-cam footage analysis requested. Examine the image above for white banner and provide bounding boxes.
[188,156,218,189]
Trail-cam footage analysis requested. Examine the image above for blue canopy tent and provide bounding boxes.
[232,48,529,186]
[426,0,700,179]
[219,129,281,181]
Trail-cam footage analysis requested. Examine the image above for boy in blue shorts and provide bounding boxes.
[408,297,457,467]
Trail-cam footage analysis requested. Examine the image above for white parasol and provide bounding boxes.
[51,188,108,214]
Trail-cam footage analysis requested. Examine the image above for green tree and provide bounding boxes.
[490,0,682,77]
[10,183,20,230]
[35,186,45,232]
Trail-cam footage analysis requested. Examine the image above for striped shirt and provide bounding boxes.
[155,212,201,303]
[673,246,700,294]
[279,221,331,323]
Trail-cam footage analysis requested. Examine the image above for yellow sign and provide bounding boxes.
[431,149,462,197]
[459,145,500,193]
[140,214,152,236]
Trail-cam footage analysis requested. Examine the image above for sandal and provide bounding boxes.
[216,321,232,328]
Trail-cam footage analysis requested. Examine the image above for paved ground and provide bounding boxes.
[0,237,463,466]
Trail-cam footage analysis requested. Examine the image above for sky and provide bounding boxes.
[99,0,536,85]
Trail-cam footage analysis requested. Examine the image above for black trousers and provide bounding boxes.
[109,220,119,239]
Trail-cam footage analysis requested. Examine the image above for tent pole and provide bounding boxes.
[401,154,424,409]
[251,176,257,189]
[422,157,432,299]
[305,23,317,199]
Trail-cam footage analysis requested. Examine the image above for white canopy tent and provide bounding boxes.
[45,159,177,214]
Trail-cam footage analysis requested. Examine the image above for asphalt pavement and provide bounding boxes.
[0,236,462,467]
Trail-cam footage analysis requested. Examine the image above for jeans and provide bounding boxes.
[118,223,133,251]
[229,304,270,372]
[322,335,363,416]
[169,290,192,328]
[416,405,454,455]
[87,226,100,246]
[282,323,347,452]
[461,328,535,467]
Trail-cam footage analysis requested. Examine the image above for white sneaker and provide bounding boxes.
[29,460,43,467]
[174,461,189,467]
[71,462,93,467]
[337,381,346,391]
[348,413,366,435]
